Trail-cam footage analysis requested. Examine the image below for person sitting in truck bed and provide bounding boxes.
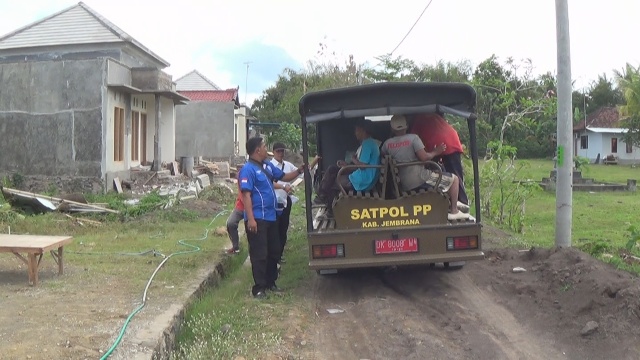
[409,113,469,210]
[314,119,381,217]
[381,115,469,221]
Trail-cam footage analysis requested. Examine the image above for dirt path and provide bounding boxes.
[296,247,640,360]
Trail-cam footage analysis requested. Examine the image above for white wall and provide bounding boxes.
[105,89,129,173]
[600,133,640,163]
[105,91,177,170]
[234,106,248,156]
[576,130,640,164]
[161,97,176,162]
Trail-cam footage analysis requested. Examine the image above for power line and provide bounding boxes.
[389,0,435,56]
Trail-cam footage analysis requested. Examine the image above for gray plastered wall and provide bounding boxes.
[0,58,105,178]
[175,101,235,158]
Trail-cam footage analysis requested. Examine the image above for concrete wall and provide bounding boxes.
[0,58,105,177]
[0,43,122,64]
[600,133,640,164]
[576,130,640,164]
[234,106,248,156]
[161,97,176,162]
[175,101,235,158]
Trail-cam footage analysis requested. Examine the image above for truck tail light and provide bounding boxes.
[446,236,478,251]
[312,244,345,259]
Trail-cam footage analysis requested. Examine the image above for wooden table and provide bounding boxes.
[0,235,73,286]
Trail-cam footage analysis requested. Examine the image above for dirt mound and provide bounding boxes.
[479,247,640,357]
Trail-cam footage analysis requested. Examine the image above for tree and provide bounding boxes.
[614,63,640,147]
[267,122,302,152]
[472,56,556,158]
[251,42,370,155]
[586,74,623,113]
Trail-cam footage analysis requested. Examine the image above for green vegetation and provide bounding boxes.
[174,204,311,359]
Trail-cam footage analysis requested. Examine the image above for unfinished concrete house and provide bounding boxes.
[0,2,188,191]
[175,70,246,159]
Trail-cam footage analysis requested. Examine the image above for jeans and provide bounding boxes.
[435,152,468,204]
[226,208,244,250]
[245,219,280,295]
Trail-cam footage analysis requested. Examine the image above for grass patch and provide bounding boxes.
[478,159,640,274]
[513,159,640,184]
[0,189,234,292]
[174,204,313,359]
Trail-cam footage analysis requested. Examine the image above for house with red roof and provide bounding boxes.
[573,107,640,164]
[0,2,189,190]
[175,70,248,158]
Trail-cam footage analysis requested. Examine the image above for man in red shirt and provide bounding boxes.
[409,113,469,207]
[225,164,245,254]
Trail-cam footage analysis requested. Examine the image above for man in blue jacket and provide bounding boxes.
[239,137,307,298]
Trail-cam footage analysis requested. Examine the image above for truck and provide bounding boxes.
[297,82,484,274]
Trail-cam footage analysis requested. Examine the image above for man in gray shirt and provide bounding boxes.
[381,115,470,221]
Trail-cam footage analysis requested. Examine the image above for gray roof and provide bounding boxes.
[175,70,221,91]
[0,2,169,67]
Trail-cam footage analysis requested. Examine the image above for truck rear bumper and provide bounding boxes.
[309,250,485,270]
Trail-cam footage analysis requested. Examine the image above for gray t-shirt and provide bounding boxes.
[382,134,427,191]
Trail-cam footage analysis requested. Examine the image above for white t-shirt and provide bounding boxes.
[269,158,299,208]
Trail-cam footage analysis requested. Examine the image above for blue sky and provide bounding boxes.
[1,0,639,105]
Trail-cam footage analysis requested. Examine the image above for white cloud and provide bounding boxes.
[1,0,639,97]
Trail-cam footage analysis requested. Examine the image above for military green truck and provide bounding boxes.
[298,82,484,274]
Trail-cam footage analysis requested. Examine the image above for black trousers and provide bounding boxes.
[435,152,468,204]
[245,219,280,295]
[276,196,293,260]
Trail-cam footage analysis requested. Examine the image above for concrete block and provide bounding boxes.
[196,174,210,188]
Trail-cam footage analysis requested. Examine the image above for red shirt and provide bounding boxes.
[234,173,244,211]
[410,114,463,155]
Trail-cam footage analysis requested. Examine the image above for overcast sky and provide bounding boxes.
[1,0,638,105]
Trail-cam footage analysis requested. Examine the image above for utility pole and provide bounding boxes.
[555,0,573,247]
[243,61,252,105]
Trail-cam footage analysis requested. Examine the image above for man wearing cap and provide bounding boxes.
[382,115,469,221]
[269,142,299,264]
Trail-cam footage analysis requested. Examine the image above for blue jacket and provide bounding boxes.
[239,160,285,222]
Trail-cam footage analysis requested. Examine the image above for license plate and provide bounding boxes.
[374,238,419,255]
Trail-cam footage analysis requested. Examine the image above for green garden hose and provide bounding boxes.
[99,210,229,360]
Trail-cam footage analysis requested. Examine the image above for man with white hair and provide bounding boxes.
[381,115,469,221]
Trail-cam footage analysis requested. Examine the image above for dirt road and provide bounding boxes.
[297,247,640,360]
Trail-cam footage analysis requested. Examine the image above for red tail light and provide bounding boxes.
[446,236,478,251]
[312,244,345,259]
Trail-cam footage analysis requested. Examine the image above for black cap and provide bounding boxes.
[272,142,286,151]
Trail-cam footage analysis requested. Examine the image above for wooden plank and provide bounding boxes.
[2,188,119,214]
[113,177,123,193]
[0,235,73,253]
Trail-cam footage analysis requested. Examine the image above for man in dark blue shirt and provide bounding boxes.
[239,137,306,298]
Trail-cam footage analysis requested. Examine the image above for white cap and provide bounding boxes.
[390,115,408,131]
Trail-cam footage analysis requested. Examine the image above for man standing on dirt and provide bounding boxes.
[225,164,245,254]
[269,142,299,265]
[382,115,469,220]
[240,137,308,298]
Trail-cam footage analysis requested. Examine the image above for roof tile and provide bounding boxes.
[573,107,621,131]
[179,89,239,103]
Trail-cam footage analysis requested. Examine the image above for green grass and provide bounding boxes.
[174,203,312,360]
[484,159,640,273]
[511,159,640,184]
[0,190,233,292]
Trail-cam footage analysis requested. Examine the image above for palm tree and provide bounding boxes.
[614,63,640,147]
